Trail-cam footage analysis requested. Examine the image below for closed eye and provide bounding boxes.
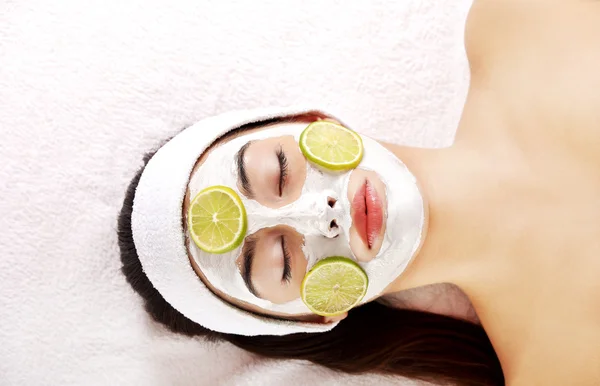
[276,146,289,197]
[281,235,292,284]
[236,141,254,198]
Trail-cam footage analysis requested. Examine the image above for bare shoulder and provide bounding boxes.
[505,331,600,385]
[465,0,600,77]
[457,0,600,143]
[378,283,480,324]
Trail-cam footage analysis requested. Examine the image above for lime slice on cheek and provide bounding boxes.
[299,123,367,315]
[301,257,368,317]
[188,185,247,254]
[299,121,364,171]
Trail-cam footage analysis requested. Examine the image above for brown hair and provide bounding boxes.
[117,119,504,386]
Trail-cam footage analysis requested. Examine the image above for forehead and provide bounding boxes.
[188,120,310,180]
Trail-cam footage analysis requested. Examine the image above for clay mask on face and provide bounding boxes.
[187,122,426,315]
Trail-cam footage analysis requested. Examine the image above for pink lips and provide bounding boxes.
[351,179,383,249]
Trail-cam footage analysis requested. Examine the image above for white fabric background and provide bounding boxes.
[0,0,472,385]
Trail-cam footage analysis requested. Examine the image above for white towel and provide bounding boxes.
[0,0,471,385]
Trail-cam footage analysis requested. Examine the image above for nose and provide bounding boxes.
[285,190,343,238]
[244,190,344,238]
[317,190,343,238]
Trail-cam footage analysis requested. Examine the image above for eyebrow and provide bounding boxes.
[236,141,254,198]
[241,235,259,297]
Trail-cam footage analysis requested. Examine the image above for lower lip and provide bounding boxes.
[352,180,383,249]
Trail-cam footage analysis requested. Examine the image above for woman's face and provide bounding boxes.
[183,115,426,321]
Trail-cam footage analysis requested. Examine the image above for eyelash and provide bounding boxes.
[276,146,289,197]
[281,235,292,284]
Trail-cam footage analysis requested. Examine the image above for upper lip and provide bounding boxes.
[351,179,383,249]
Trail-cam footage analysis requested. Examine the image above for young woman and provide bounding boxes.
[118,2,600,385]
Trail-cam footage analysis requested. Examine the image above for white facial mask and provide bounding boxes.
[187,122,426,315]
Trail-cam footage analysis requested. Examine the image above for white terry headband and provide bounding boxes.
[131,107,342,336]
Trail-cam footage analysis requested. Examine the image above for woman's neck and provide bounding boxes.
[381,142,502,295]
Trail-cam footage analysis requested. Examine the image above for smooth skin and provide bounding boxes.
[184,1,600,383]
[386,1,600,384]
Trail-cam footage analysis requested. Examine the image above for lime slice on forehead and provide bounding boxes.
[187,185,247,254]
[301,256,368,317]
[299,121,364,171]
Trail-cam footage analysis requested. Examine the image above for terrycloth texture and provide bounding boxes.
[0,0,471,385]
[133,106,344,336]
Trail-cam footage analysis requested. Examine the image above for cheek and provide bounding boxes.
[251,241,283,296]
[291,257,307,288]
[282,140,307,202]
[302,235,354,268]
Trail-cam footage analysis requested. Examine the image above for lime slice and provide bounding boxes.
[301,256,368,316]
[299,121,364,171]
[187,185,247,254]
[300,121,363,171]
